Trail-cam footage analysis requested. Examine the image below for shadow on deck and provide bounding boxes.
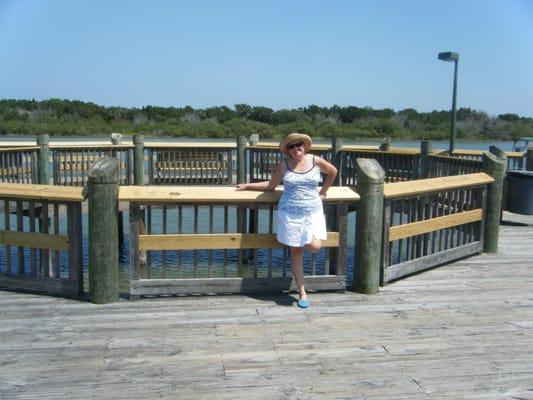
[1,212,532,399]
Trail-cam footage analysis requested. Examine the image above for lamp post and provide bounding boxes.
[438,51,459,154]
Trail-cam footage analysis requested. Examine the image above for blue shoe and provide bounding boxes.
[297,299,309,309]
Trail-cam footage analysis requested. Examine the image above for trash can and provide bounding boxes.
[506,170,533,215]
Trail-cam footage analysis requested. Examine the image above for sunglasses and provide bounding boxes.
[287,141,304,150]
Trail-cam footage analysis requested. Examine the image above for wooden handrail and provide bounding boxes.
[0,146,40,152]
[384,172,494,199]
[50,144,134,149]
[119,185,359,203]
[145,142,236,148]
[0,183,85,201]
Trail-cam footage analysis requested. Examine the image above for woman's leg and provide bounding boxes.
[304,238,322,253]
[290,246,307,300]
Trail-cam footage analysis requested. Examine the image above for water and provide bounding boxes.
[0,134,516,151]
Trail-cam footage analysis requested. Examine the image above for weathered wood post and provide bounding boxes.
[419,140,432,179]
[489,145,508,214]
[354,158,385,294]
[527,145,533,171]
[236,136,250,272]
[236,135,247,185]
[489,145,507,162]
[332,137,343,185]
[88,158,120,303]
[133,134,145,185]
[37,134,50,184]
[482,152,506,253]
[327,137,343,271]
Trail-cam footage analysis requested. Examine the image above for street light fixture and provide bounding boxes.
[438,51,459,154]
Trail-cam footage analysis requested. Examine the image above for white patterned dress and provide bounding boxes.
[276,156,327,247]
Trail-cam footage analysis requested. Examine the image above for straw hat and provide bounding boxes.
[279,133,312,154]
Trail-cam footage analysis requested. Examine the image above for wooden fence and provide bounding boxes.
[0,138,528,187]
[51,145,134,186]
[381,173,493,283]
[0,183,84,297]
[248,144,331,182]
[341,147,420,184]
[427,154,483,177]
[146,144,236,185]
[120,186,358,297]
[0,147,39,183]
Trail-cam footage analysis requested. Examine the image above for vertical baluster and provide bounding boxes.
[29,201,36,275]
[397,199,404,263]
[253,205,259,278]
[162,205,167,278]
[16,200,24,274]
[129,202,141,297]
[39,201,50,276]
[457,188,466,246]
[178,205,183,278]
[194,205,199,276]
[208,206,213,277]
[170,150,176,184]
[467,188,475,243]
[146,205,152,276]
[430,193,438,255]
[4,200,12,273]
[68,201,83,294]
[53,204,60,277]
[223,205,228,277]
[268,205,273,278]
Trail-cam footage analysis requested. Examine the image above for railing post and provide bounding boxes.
[354,158,385,294]
[489,145,508,163]
[236,135,247,184]
[236,135,249,270]
[482,152,506,253]
[133,134,145,185]
[37,134,50,184]
[332,137,343,185]
[489,145,508,215]
[527,145,533,171]
[419,140,432,179]
[88,158,120,304]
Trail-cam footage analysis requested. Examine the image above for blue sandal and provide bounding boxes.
[297,299,309,309]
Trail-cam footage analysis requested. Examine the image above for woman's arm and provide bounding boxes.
[315,156,338,198]
[236,161,284,191]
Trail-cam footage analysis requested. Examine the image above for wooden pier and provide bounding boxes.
[1,211,531,399]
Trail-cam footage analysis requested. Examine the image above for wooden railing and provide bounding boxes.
[0,147,39,184]
[451,149,525,170]
[146,143,236,185]
[341,146,420,184]
[427,154,483,177]
[1,137,528,187]
[51,144,134,186]
[248,144,331,182]
[0,183,84,297]
[120,186,358,297]
[381,173,494,283]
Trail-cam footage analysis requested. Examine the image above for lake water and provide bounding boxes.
[0,135,517,151]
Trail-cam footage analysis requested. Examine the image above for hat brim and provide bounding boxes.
[279,133,312,154]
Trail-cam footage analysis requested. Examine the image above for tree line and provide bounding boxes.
[1,98,532,140]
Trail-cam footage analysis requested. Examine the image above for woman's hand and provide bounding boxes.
[235,183,247,191]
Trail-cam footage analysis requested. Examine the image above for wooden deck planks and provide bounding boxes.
[0,212,532,399]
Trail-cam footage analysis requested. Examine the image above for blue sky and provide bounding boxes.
[1,0,532,117]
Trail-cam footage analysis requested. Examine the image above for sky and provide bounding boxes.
[1,0,533,117]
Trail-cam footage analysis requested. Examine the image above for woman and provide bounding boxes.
[236,133,337,308]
